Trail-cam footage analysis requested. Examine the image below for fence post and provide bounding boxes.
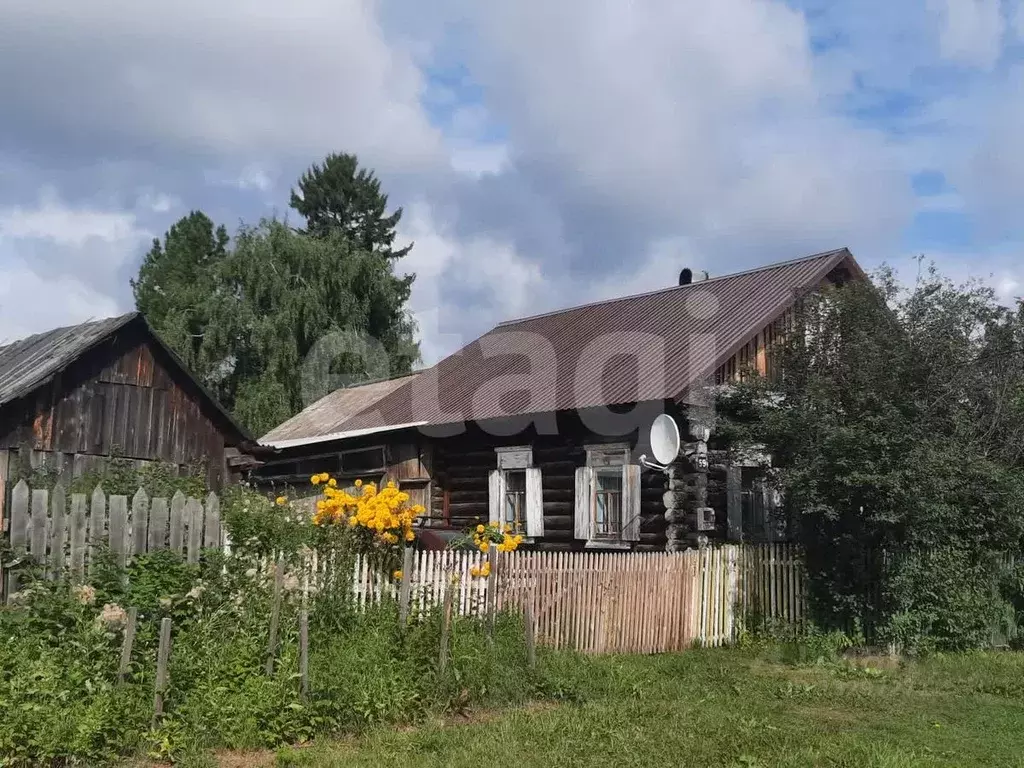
[398,547,414,627]
[524,603,536,669]
[299,609,309,701]
[439,579,454,676]
[117,607,139,685]
[152,617,172,728]
[486,547,498,638]
[264,558,285,676]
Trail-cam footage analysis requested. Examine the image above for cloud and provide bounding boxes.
[0,0,444,174]
[0,192,150,341]
[0,0,1020,367]
[929,0,1006,70]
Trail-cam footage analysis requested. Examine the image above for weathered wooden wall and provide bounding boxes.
[0,324,236,490]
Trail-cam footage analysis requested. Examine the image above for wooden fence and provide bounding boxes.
[3,480,221,589]
[2,479,806,652]
[333,545,806,653]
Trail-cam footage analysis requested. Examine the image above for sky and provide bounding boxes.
[1,0,1023,367]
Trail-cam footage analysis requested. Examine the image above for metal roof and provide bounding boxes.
[0,311,254,443]
[334,248,860,432]
[0,312,138,407]
[259,373,422,445]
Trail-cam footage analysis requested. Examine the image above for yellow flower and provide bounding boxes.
[405,530,415,542]
[311,474,321,485]
[275,496,286,506]
[355,479,363,487]
[469,566,481,578]
[328,478,337,487]
[479,540,490,553]
[393,570,403,580]
[476,524,485,534]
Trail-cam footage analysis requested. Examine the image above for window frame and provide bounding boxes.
[489,446,543,539]
[576,443,640,549]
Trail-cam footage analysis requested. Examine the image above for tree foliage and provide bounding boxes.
[290,152,411,260]
[720,262,1024,650]
[131,211,229,383]
[133,156,419,437]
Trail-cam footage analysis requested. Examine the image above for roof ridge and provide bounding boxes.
[494,248,849,328]
[0,311,139,350]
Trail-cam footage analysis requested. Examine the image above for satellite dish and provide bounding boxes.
[649,414,681,466]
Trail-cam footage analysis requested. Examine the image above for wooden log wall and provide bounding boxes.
[429,429,668,551]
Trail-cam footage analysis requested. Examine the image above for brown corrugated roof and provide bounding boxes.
[260,373,421,444]
[331,248,859,433]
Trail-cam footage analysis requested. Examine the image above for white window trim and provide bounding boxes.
[490,447,542,539]
[576,444,641,548]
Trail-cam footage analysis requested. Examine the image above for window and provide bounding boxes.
[726,463,785,542]
[593,469,623,538]
[574,444,641,547]
[488,447,543,538]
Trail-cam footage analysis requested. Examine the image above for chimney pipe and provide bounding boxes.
[679,268,693,286]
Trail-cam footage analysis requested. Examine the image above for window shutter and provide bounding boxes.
[622,464,641,542]
[525,467,544,538]
[488,470,503,526]
[574,466,593,540]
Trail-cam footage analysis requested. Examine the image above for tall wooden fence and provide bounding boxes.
[3,480,221,590]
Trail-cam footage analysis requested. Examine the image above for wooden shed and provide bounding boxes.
[0,312,260,502]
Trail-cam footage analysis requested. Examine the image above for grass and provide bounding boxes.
[257,645,1024,768]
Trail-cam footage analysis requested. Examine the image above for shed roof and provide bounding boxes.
[0,312,253,442]
[331,248,861,434]
[260,373,422,446]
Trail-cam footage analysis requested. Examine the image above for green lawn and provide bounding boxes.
[269,646,1024,768]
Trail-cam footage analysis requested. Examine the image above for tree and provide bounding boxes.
[289,152,412,259]
[210,219,418,435]
[719,264,1024,651]
[131,211,229,389]
[134,167,420,437]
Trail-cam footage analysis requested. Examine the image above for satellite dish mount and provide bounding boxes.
[638,414,681,474]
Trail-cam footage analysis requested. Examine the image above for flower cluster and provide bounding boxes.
[95,603,128,631]
[471,523,524,554]
[465,523,523,578]
[310,473,425,547]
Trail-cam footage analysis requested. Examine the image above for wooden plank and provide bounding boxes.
[9,479,30,552]
[109,495,129,567]
[185,498,203,563]
[168,491,186,553]
[48,484,67,576]
[88,485,106,574]
[130,488,149,557]
[265,559,285,675]
[203,493,220,549]
[69,493,87,581]
[29,488,49,563]
[118,607,139,684]
[148,497,169,552]
[152,617,172,727]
